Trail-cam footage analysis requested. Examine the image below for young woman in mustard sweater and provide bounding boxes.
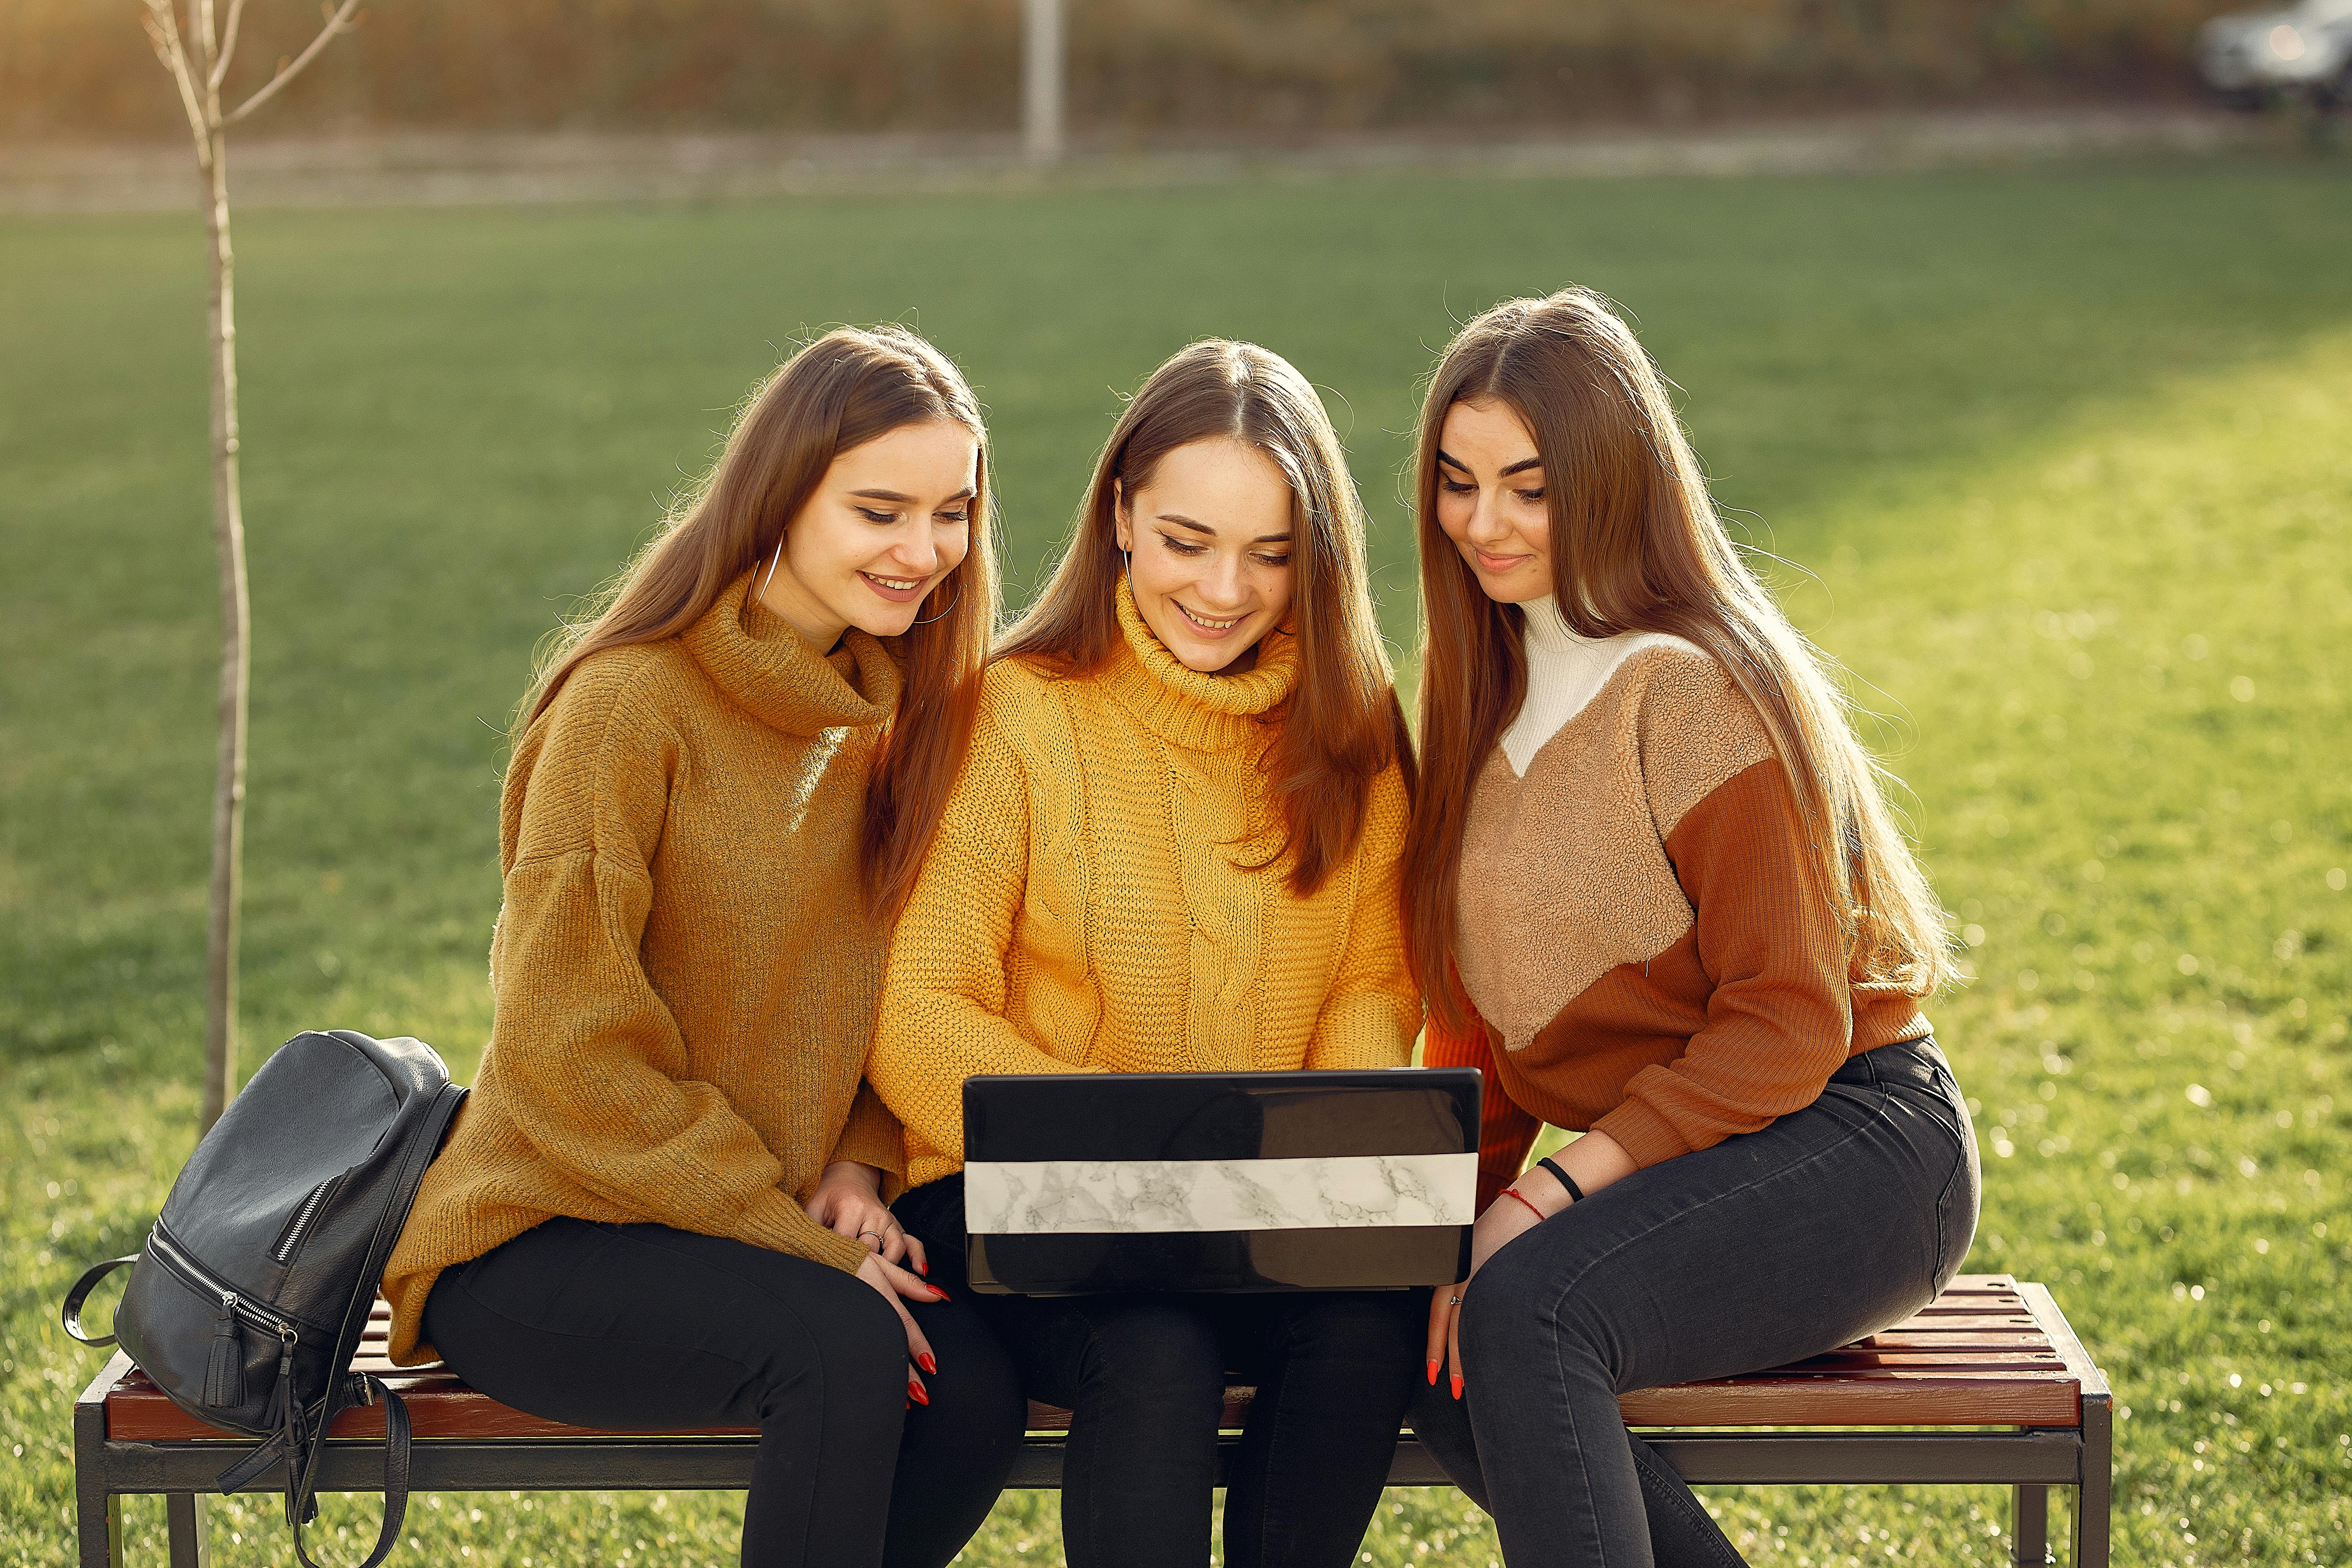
[1401,290,1978,1567]
[383,327,1024,1568]
[868,340,1424,1568]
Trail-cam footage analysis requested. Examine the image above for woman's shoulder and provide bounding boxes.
[511,643,698,794]
[1603,634,1762,734]
[973,651,1095,736]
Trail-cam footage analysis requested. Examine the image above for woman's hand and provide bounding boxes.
[1424,1190,1544,1400]
[855,1250,950,1404]
[1425,1131,1638,1400]
[806,1161,928,1276]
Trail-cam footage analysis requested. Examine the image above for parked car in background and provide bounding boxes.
[2199,0,2352,105]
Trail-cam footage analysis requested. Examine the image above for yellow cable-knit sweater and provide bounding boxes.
[382,574,907,1365]
[868,583,1421,1189]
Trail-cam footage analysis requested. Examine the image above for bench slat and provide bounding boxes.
[104,1273,2082,1440]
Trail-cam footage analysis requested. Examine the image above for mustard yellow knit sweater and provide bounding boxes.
[868,583,1421,1189]
[382,575,906,1365]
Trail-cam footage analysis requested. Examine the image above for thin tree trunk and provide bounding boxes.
[199,119,248,1135]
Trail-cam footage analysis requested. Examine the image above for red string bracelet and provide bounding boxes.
[1502,1187,1545,1222]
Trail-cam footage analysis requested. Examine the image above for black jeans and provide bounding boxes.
[423,1216,1026,1568]
[1407,1036,1980,1568]
[895,1176,1423,1568]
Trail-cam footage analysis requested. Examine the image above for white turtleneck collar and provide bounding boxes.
[1498,597,1690,776]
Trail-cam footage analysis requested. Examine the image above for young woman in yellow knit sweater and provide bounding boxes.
[1401,290,1979,1567]
[868,341,1424,1568]
[382,328,1025,1568]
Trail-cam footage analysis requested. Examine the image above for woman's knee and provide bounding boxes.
[1282,1291,1423,1363]
[1072,1301,1223,1399]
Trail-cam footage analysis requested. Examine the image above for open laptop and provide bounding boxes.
[962,1068,1480,1295]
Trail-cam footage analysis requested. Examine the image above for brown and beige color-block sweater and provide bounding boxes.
[868,582,1420,1190]
[1425,596,1929,1207]
[382,574,907,1365]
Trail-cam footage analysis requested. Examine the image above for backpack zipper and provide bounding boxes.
[270,1177,339,1265]
[147,1223,303,1342]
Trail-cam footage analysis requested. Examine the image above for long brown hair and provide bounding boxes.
[521,324,1001,921]
[1401,288,1955,1027]
[999,339,1410,896]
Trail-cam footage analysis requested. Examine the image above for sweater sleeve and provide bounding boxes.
[1421,969,1543,1214]
[825,1082,907,1199]
[486,674,871,1273]
[1305,763,1421,1070]
[1591,756,1856,1168]
[868,696,1077,1165]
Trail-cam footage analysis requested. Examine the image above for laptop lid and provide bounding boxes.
[962,1068,1481,1295]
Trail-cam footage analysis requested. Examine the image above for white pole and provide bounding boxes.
[1022,0,1065,166]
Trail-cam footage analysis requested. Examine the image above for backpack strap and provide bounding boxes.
[280,1079,464,1568]
[61,1256,138,1347]
[287,1375,410,1568]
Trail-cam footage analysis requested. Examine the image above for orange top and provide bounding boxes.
[1430,608,1928,1206]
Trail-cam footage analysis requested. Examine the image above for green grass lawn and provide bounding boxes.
[4,152,2349,1567]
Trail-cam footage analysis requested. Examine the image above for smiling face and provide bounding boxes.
[757,418,979,649]
[1433,397,1553,606]
[1112,436,1297,674]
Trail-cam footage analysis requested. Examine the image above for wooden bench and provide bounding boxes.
[74,1274,2109,1567]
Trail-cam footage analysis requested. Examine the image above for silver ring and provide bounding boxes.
[1448,1295,1463,1306]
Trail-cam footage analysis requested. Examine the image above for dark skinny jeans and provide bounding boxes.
[894,1175,1424,1568]
[1407,1036,1980,1568]
[423,1216,1026,1568]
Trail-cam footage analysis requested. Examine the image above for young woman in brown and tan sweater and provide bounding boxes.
[380,327,1024,1568]
[1401,290,1980,1568]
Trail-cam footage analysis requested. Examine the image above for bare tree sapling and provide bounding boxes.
[140,0,368,1131]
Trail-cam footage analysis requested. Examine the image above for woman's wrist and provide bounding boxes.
[818,1160,883,1195]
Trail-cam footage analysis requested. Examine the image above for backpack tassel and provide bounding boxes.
[204,1299,246,1409]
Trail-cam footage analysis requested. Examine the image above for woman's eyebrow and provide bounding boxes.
[1499,456,1544,477]
[1158,513,1291,545]
[849,486,976,504]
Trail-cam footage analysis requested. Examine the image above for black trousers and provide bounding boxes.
[423,1217,1026,1568]
[895,1176,1423,1568]
[1406,1036,1981,1568]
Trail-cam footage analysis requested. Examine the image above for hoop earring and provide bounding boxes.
[912,579,960,626]
[756,532,787,602]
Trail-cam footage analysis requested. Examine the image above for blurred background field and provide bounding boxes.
[4,147,2350,1567]
[5,0,2256,143]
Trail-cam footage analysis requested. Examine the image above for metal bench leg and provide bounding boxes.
[2074,1396,2112,1568]
[2012,1485,2050,1567]
[165,1494,211,1568]
[74,1368,122,1568]
[76,1491,122,1568]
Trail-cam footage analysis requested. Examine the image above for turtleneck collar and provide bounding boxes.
[681,573,903,737]
[1519,593,1609,655]
[1100,578,1299,752]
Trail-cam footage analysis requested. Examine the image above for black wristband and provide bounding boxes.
[1536,1156,1585,1204]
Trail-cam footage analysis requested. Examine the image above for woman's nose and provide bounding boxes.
[1195,553,1247,609]
[889,522,941,574]
[1464,492,1510,545]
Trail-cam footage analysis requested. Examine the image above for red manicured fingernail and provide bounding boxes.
[917,1352,937,1374]
[918,1260,929,1275]
[908,1380,930,1406]
[931,1286,951,1301]
[1426,1359,1439,1386]
[1450,1373,1464,1400]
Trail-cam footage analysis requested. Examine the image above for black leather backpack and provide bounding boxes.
[64,1030,465,1568]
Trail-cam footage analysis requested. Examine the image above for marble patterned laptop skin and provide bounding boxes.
[962,1068,1481,1294]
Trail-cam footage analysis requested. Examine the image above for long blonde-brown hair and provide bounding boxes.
[1402,288,1954,1026]
[999,339,1411,896]
[522,324,1001,921]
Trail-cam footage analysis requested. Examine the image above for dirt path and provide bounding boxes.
[0,105,2277,214]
